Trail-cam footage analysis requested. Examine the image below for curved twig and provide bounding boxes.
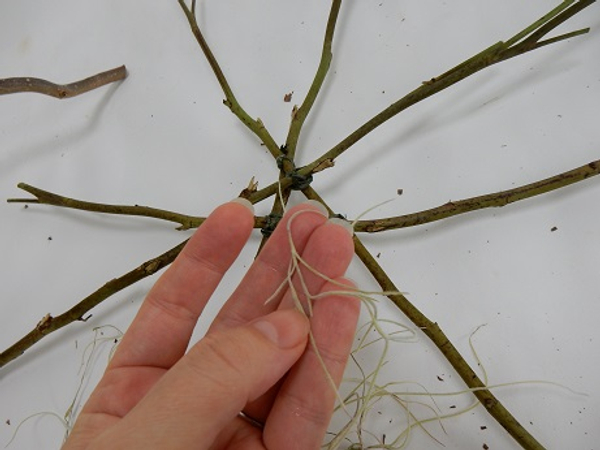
[0,65,127,99]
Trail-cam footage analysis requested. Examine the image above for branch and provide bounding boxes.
[284,0,341,160]
[300,187,546,449]
[0,65,127,99]
[352,236,546,450]
[0,240,187,369]
[354,158,600,232]
[8,183,204,231]
[8,182,270,231]
[176,0,281,158]
[299,0,594,175]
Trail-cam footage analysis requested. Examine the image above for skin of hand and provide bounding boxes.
[62,199,360,450]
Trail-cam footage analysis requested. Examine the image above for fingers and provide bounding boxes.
[210,201,329,331]
[264,278,360,450]
[241,217,356,422]
[278,217,355,313]
[91,309,310,449]
[108,199,254,370]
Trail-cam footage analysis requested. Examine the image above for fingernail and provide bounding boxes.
[252,310,309,349]
[328,217,354,236]
[302,200,329,217]
[230,197,254,213]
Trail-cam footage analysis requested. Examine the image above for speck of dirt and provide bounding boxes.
[550,226,558,232]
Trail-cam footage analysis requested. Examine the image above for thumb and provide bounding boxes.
[107,309,309,449]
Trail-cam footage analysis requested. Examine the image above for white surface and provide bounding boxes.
[1,1,599,449]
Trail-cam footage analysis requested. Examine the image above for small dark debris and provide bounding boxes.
[376,252,381,258]
[483,444,489,450]
[283,91,294,102]
[47,236,53,241]
[382,434,386,444]
[437,375,444,382]
[5,419,10,426]
[397,188,403,195]
[551,226,558,232]
[480,425,487,430]
[23,204,29,209]
[449,405,456,409]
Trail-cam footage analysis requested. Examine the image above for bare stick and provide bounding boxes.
[9,183,204,231]
[354,159,600,232]
[284,0,341,160]
[7,182,269,231]
[0,239,187,369]
[0,65,127,99]
[299,0,594,176]
[176,0,281,158]
[352,235,546,450]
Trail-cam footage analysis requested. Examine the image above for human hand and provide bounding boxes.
[63,199,359,450]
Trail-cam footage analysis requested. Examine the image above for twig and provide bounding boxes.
[354,159,600,232]
[9,183,204,231]
[176,0,281,158]
[260,0,343,251]
[299,0,594,176]
[300,186,547,449]
[284,0,341,160]
[0,65,127,99]
[7,182,269,231]
[352,235,546,450]
[0,240,187,369]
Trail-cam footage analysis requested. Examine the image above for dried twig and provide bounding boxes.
[0,65,127,99]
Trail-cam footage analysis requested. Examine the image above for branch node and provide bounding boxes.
[260,213,283,237]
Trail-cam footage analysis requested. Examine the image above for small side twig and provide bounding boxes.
[0,65,127,99]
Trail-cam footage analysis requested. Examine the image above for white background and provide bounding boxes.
[1,1,599,449]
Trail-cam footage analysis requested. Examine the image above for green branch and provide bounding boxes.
[299,0,594,176]
[284,0,341,160]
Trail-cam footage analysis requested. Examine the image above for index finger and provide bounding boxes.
[108,199,255,370]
